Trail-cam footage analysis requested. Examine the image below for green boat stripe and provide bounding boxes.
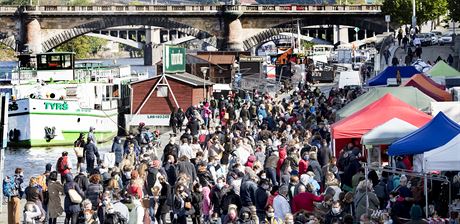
[10,111,117,118]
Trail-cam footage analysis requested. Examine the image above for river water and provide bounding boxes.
[0,57,155,181]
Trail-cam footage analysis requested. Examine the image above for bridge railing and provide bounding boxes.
[0,4,381,13]
[0,6,17,12]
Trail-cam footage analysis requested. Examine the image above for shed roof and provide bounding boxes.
[194,54,235,65]
[131,72,214,87]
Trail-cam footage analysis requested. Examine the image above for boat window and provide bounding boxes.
[77,118,80,123]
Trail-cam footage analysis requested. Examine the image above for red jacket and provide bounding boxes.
[291,192,324,213]
[298,159,309,176]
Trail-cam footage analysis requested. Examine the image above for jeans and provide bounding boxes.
[149,198,156,221]
[265,167,279,186]
[49,218,57,224]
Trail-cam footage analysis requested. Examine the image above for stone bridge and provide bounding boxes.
[0,4,385,64]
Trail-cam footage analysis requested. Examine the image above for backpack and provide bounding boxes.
[3,178,14,197]
[374,180,388,199]
[57,157,66,173]
[105,211,127,224]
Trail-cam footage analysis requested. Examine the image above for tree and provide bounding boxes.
[56,36,107,59]
[448,0,460,22]
[382,0,447,26]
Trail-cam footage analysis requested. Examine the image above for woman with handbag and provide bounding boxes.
[172,184,190,224]
[74,133,86,173]
[64,174,85,224]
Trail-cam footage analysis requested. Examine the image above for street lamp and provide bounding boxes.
[201,67,209,101]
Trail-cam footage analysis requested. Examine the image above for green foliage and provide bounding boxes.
[382,0,448,26]
[69,0,90,6]
[0,0,29,5]
[56,36,107,59]
[448,0,460,22]
[302,40,315,50]
[0,43,15,61]
[128,0,144,5]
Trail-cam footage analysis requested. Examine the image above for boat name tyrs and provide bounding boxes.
[44,101,69,110]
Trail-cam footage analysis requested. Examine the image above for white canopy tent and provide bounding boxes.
[361,118,418,145]
[423,133,460,172]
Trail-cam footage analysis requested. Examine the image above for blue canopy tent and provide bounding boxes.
[368,66,420,86]
[388,112,460,156]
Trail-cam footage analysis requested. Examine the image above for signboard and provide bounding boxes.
[239,56,265,62]
[266,65,276,80]
[385,15,391,23]
[163,45,186,73]
[126,114,171,127]
[354,27,360,32]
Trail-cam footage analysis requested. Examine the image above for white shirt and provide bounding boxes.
[236,146,250,165]
[128,200,144,224]
[273,194,291,220]
[113,201,130,222]
[178,143,193,160]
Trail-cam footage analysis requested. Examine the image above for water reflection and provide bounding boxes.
[4,143,111,182]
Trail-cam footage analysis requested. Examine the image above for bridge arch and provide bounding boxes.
[242,16,386,51]
[0,36,16,50]
[41,16,216,52]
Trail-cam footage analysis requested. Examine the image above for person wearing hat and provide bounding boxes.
[223,204,238,224]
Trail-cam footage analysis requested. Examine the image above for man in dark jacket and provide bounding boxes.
[111,136,123,166]
[240,173,258,207]
[84,140,100,174]
[162,137,179,164]
[210,177,226,215]
[325,201,347,224]
[187,117,200,136]
[175,155,197,187]
[255,179,270,221]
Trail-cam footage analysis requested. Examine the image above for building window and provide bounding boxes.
[157,86,168,97]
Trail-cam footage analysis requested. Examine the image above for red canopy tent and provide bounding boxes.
[403,74,452,101]
[331,93,432,156]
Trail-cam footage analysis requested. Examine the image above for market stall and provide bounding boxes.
[367,66,419,86]
[403,74,452,101]
[388,112,460,156]
[332,94,432,156]
[335,87,435,120]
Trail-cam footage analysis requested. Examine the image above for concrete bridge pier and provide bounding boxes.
[223,10,244,51]
[25,18,42,54]
[144,26,161,66]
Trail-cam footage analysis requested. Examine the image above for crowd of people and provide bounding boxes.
[3,83,454,224]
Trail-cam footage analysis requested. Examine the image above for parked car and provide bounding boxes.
[439,33,453,45]
[428,32,439,45]
[411,33,431,46]
[431,31,443,37]
[419,33,433,46]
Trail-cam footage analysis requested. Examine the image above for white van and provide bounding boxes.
[338,71,362,89]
